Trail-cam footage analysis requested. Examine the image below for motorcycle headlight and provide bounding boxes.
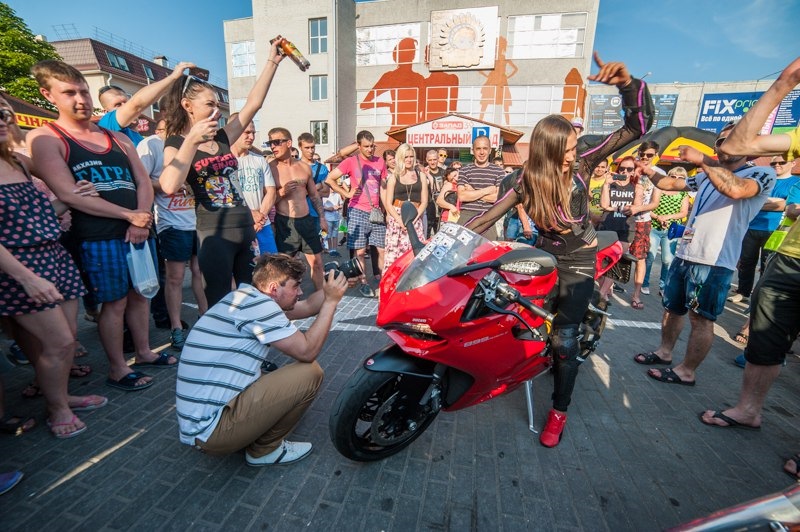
[499,260,542,275]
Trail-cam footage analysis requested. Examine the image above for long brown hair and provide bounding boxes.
[162,75,215,138]
[520,115,575,231]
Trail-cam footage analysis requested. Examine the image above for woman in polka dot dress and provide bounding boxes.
[0,109,106,438]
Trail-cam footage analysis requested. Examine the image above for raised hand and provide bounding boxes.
[587,52,632,87]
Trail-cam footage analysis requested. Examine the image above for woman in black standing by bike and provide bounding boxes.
[467,53,653,447]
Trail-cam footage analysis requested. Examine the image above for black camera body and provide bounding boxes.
[324,259,363,280]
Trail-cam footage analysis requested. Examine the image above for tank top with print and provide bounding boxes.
[47,123,138,241]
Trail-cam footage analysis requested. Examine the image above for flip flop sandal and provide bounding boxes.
[699,410,760,430]
[21,382,42,399]
[47,415,87,439]
[70,364,92,378]
[647,367,696,386]
[634,352,671,365]
[69,395,109,412]
[0,414,37,435]
[133,352,177,367]
[784,454,800,481]
[631,300,644,310]
[106,371,153,391]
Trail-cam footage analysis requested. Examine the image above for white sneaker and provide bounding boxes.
[641,287,650,295]
[245,440,312,466]
[727,293,749,303]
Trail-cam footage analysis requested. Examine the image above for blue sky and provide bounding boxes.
[8,0,800,86]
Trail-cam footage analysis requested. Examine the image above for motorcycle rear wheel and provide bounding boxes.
[329,367,439,462]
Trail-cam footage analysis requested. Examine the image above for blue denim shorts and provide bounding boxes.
[662,258,733,321]
[158,228,198,262]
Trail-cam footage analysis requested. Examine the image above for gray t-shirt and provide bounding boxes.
[235,151,275,226]
[677,165,775,270]
[137,135,196,233]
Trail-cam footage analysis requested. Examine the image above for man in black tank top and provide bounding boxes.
[29,60,178,392]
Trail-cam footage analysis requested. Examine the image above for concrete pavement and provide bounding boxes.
[1,266,799,531]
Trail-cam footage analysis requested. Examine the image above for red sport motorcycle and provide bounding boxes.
[329,203,633,461]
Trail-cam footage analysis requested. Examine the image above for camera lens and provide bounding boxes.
[338,258,363,279]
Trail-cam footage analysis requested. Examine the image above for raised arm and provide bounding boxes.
[579,53,654,177]
[115,62,194,127]
[224,42,285,142]
[465,181,521,234]
[678,145,764,200]
[720,57,800,157]
[159,117,219,194]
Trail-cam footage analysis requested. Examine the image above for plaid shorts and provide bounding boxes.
[81,238,157,303]
[347,207,385,249]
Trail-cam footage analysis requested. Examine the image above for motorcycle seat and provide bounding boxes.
[596,231,619,251]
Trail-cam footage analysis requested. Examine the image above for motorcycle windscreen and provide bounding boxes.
[395,223,492,293]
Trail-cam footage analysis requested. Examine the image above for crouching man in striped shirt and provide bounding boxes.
[176,253,348,466]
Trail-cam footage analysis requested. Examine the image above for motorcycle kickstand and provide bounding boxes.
[524,379,538,434]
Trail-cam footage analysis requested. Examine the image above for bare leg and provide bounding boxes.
[700,363,781,427]
[649,310,685,362]
[305,252,324,291]
[13,308,84,435]
[189,255,208,315]
[126,290,175,365]
[164,260,187,330]
[669,312,714,381]
[355,247,368,286]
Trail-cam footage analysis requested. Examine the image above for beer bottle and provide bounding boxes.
[270,35,311,72]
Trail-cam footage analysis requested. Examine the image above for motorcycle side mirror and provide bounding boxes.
[401,201,425,256]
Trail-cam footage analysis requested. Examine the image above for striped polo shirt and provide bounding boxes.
[175,284,297,445]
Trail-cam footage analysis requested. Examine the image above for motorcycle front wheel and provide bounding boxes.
[329,367,439,462]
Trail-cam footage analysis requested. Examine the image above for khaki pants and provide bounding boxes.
[197,361,324,458]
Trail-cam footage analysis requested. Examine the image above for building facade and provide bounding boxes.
[52,38,230,134]
[224,0,599,156]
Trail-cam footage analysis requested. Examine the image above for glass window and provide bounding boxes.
[105,51,130,72]
[231,41,256,78]
[310,121,328,145]
[143,65,155,81]
[310,75,328,101]
[507,13,587,59]
[356,23,420,66]
[309,18,328,54]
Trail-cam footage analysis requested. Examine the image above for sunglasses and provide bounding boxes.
[267,138,289,147]
[714,137,728,148]
[618,167,635,173]
[639,152,656,158]
[182,75,208,96]
[770,161,787,167]
[0,108,14,124]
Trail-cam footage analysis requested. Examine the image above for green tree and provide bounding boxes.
[0,2,61,110]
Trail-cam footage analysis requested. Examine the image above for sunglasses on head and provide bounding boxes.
[182,75,208,96]
[0,108,14,124]
[267,138,289,147]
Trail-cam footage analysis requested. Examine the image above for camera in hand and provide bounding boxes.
[324,259,363,280]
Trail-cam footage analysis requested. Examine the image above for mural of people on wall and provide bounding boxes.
[478,37,518,125]
[561,67,587,125]
[423,45,459,120]
[360,37,427,128]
